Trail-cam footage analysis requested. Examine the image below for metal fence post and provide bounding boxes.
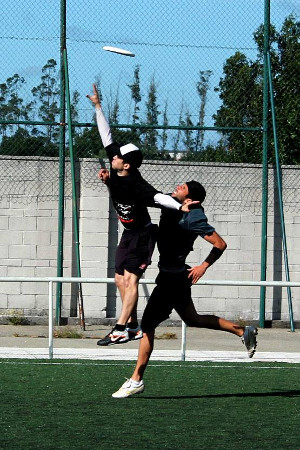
[49,281,54,359]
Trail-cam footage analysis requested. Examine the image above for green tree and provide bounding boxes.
[196,70,212,151]
[0,128,58,157]
[128,65,142,141]
[171,102,195,155]
[0,82,8,136]
[73,126,104,158]
[108,83,120,125]
[161,100,168,151]
[31,59,60,141]
[0,74,33,137]
[213,51,262,163]
[180,143,230,163]
[269,15,300,164]
[182,109,195,152]
[70,89,80,124]
[214,15,300,164]
[173,102,183,154]
[143,76,160,151]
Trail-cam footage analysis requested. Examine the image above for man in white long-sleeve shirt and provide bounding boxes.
[87,84,194,346]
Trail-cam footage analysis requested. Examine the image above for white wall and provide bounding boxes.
[0,156,299,324]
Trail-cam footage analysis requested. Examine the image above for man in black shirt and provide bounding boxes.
[87,85,193,346]
[111,181,258,398]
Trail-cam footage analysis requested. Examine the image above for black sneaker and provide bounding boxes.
[97,328,129,346]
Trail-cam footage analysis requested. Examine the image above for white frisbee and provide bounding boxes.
[102,46,135,57]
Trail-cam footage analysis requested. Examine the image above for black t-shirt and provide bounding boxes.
[157,202,215,272]
[105,144,159,230]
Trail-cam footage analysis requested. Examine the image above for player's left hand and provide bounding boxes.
[98,168,110,183]
[181,200,199,212]
[187,264,207,284]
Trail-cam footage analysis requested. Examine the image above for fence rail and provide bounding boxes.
[0,277,298,359]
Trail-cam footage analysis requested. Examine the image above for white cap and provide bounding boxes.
[120,143,139,156]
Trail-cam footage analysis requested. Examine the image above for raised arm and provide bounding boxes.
[86,84,113,148]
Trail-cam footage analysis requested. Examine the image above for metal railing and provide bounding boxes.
[0,276,298,359]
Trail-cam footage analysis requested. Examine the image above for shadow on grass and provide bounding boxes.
[142,389,300,400]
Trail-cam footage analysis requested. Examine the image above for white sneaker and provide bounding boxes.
[112,378,145,398]
[126,324,143,341]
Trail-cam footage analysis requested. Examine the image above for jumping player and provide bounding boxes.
[87,85,195,346]
[111,180,258,398]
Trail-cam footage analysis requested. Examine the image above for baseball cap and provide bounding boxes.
[117,143,143,168]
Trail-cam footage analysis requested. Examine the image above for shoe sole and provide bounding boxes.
[97,336,129,346]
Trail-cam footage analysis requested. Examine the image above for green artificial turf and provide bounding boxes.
[0,360,299,449]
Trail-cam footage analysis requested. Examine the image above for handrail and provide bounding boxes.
[0,276,300,287]
[1,276,299,359]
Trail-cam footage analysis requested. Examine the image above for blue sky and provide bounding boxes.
[1,0,299,147]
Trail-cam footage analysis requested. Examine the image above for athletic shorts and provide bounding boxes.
[115,224,158,277]
[141,267,193,332]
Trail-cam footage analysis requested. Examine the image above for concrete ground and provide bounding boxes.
[0,323,298,351]
[0,324,299,362]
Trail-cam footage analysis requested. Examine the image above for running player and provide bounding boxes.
[111,180,258,398]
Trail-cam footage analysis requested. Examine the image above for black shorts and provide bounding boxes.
[141,268,193,332]
[115,224,158,277]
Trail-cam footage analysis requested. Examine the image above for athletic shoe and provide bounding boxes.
[112,378,145,398]
[241,326,258,358]
[126,324,143,341]
[97,328,129,346]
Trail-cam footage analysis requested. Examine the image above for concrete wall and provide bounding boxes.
[0,156,299,324]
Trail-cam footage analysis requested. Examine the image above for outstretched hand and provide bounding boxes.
[86,84,101,108]
[180,200,200,212]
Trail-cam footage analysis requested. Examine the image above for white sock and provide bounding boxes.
[130,378,142,386]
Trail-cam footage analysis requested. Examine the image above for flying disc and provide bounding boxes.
[103,46,135,57]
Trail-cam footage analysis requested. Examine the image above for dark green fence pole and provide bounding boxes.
[259,0,270,328]
[267,52,295,332]
[56,0,66,325]
[63,48,85,330]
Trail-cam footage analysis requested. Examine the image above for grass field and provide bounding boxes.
[1,360,299,449]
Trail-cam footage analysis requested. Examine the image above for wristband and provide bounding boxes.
[204,247,224,265]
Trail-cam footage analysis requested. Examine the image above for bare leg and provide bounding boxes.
[114,273,125,300]
[115,270,140,325]
[131,330,155,382]
[179,301,244,337]
[129,305,246,383]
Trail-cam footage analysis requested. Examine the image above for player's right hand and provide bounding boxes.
[86,84,101,107]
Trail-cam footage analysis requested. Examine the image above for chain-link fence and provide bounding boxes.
[1,1,299,163]
[0,0,299,206]
[1,1,300,325]
[1,154,299,217]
